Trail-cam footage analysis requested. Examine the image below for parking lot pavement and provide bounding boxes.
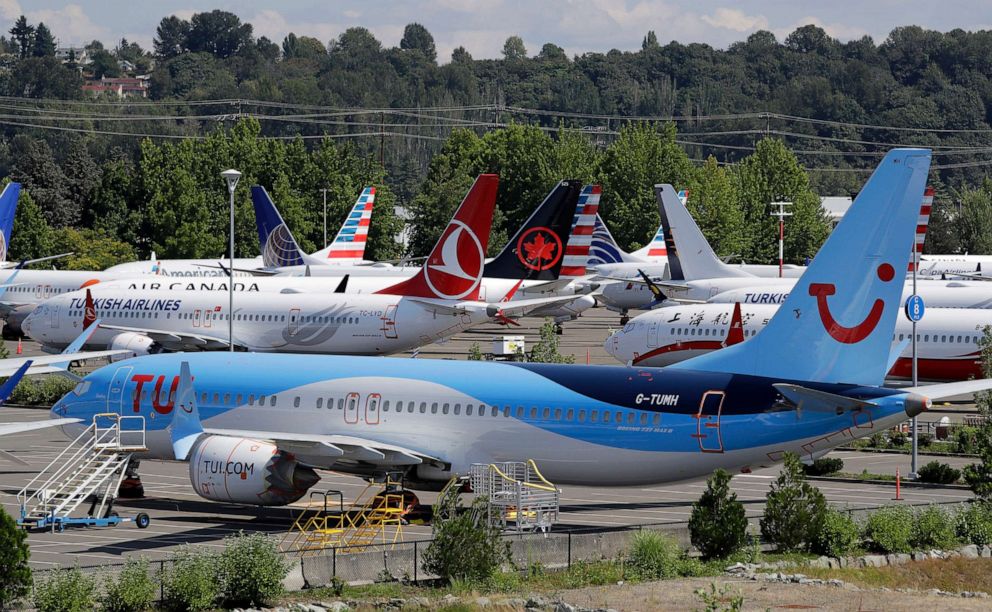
[0,407,975,569]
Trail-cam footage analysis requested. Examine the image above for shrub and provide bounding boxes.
[917,432,933,448]
[626,530,681,579]
[862,506,913,553]
[916,460,961,484]
[0,507,31,609]
[802,457,844,476]
[956,502,992,546]
[10,376,75,406]
[423,488,509,584]
[954,426,979,454]
[161,546,219,612]
[217,531,289,608]
[689,469,747,560]
[811,509,860,557]
[888,429,908,447]
[33,566,96,612]
[101,558,156,612]
[760,453,828,552]
[867,432,886,448]
[912,505,958,550]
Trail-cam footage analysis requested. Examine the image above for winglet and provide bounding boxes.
[0,360,31,406]
[637,268,667,308]
[333,274,350,294]
[377,174,498,300]
[169,361,202,461]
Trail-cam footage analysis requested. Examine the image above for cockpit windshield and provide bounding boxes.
[72,380,91,396]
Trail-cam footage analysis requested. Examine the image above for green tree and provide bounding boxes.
[422,484,509,583]
[760,452,828,552]
[90,49,122,78]
[689,469,748,559]
[686,157,746,259]
[7,190,54,260]
[186,10,253,58]
[31,22,55,57]
[964,325,992,501]
[154,15,190,58]
[956,181,992,254]
[9,15,34,59]
[281,33,325,60]
[52,228,136,271]
[0,507,31,608]
[400,23,437,62]
[502,35,527,61]
[529,319,575,363]
[8,56,83,99]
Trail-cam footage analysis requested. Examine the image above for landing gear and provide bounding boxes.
[554,323,564,335]
[620,312,630,325]
[118,460,144,498]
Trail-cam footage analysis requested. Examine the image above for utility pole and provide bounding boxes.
[770,202,792,278]
[220,169,241,352]
[321,188,329,248]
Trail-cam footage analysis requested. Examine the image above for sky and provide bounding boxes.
[6,0,992,62]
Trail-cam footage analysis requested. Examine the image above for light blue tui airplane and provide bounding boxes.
[25,148,985,507]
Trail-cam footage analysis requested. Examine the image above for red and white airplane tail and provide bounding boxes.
[377,174,499,301]
[560,185,600,279]
[908,186,934,272]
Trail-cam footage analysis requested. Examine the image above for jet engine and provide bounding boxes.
[109,332,156,362]
[188,436,319,506]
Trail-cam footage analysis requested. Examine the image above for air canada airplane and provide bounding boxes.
[605,302,992,381]
[33,148,992,508]
[24,176,577,357]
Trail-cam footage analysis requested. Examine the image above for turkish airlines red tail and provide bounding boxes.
[83,288,96,329]
[377,174,499,301]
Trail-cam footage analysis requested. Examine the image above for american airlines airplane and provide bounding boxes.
[22,148,991,508]
[605,302,991,380]
[23,176,577,357]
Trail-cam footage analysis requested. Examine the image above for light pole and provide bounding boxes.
[221,169,241,352]
[321,188,329,248]
[770,202,792,278]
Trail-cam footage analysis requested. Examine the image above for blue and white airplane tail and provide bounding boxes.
[672,149,932,386]
[0,182,21,264]
[588,215,646,266]
[251,186,310,269]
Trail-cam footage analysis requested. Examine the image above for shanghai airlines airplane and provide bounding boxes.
[607,184,989,309]
[605,302,992,381]
[27,148,992,508]
[23,176,576,357]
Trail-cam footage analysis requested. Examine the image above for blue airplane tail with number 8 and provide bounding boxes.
[671,149,932,386]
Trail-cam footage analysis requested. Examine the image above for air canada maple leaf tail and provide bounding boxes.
[251,185,308,268]
[671,149,932,386]
[483,180,582,281]
[0,182,20,263]
[377,174,498,300]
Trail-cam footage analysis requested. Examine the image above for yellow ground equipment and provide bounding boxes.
[469,460,560,533]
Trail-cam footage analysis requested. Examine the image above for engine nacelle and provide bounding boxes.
[189,436,319,506]
[109,332,156,362]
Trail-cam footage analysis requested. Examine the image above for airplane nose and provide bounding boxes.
[604,332,617,356]
[21,311,32,336]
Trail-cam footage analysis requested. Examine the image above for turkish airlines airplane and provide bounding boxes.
[605,302,991,381]
[608,184,992,309]
[23,148,992,509]
[23,176,577,357]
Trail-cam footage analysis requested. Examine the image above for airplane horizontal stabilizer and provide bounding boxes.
[773,383,875,415]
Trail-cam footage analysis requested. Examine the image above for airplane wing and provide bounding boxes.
[496,295,596,318]
[0,418,81,437]
[407,298,474,316]
[902,379,992,400]
[203,428,440,469]
[517,278,575,294]
[0,252,73,269]
[98,323,236,351]
[0,350,129,377]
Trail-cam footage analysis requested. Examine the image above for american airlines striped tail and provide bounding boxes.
[907,186,934,273]
[312,187,375,262]
[561,185,600,278]
[631,189,688,262]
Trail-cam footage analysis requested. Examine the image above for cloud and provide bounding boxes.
[702,8,769,32]
[0,0,20,22]
[27,4,109,46]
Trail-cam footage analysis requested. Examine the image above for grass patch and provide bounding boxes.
[799,557,992,593]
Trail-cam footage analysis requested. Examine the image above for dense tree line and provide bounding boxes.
[1,11,992,263]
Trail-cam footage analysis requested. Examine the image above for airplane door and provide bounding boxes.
[695,391,724,453]
[365,393,381,425]
[108,365,133,414]
[381,305,398,339]
[193,309,201,327]
[344,392,360,424]
[647,321,659,348]
[288,308,300,337]
[49,304,60,329]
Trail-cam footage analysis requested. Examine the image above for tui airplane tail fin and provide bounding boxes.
[671,149,932,386]
[0,182,21,264]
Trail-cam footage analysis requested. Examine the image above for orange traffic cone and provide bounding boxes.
[16,337,22,355]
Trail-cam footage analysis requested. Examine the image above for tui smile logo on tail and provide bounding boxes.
[517,227,562,271]
[809,263,894,344]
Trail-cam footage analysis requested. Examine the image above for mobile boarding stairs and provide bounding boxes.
[17,413,151,531]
